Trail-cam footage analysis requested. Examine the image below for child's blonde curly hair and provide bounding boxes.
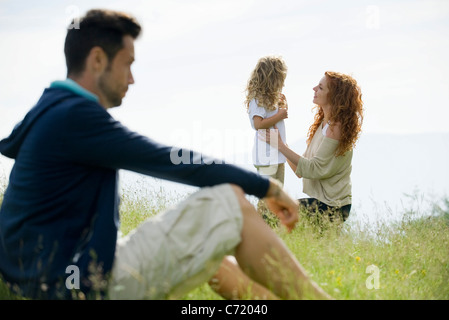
[245,55,288,112]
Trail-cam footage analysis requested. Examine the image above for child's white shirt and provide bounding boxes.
[248,99,287,166]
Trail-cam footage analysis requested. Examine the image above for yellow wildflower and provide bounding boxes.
[336,276,342,286]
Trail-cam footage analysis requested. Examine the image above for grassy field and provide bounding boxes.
[1,183,448,300]
[180,196,449,300]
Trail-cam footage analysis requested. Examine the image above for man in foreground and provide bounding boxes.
[0,9,331,300]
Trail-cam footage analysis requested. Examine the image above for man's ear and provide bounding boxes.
[85,46,109,75]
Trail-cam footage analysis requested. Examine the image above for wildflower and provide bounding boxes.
[395,269,399,274]
[421,269,426,276]
[336,276,342,286]
[355,256,361,262]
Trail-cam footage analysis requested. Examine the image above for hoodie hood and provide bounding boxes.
[0,88,79,159]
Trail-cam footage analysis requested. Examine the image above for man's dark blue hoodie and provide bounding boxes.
[0,80,270,299]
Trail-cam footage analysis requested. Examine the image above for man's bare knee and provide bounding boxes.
[230,184,256,215]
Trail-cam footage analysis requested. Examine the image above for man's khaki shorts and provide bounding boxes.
[108,183,243,299]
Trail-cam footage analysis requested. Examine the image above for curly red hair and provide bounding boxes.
[307,71,364,156]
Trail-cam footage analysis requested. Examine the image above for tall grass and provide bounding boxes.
[1,180,448,300]
[118,185,449,300]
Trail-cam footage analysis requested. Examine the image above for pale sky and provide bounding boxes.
[1,0,449,172]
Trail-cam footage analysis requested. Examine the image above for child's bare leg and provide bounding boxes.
[230,185,332,300]
[209,256,280,300]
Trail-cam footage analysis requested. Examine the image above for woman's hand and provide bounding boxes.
[259,125,302,175]
[258,125,284,150]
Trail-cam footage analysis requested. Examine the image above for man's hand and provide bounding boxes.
[263,178,299,232]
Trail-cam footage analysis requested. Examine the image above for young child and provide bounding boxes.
[245,55,288,222]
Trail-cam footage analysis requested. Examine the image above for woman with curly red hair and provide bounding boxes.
[266,71,364,222]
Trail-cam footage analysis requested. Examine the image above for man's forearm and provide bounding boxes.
[265,178,282,198]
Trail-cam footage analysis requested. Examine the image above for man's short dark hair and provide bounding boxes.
[64,9,142,76]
